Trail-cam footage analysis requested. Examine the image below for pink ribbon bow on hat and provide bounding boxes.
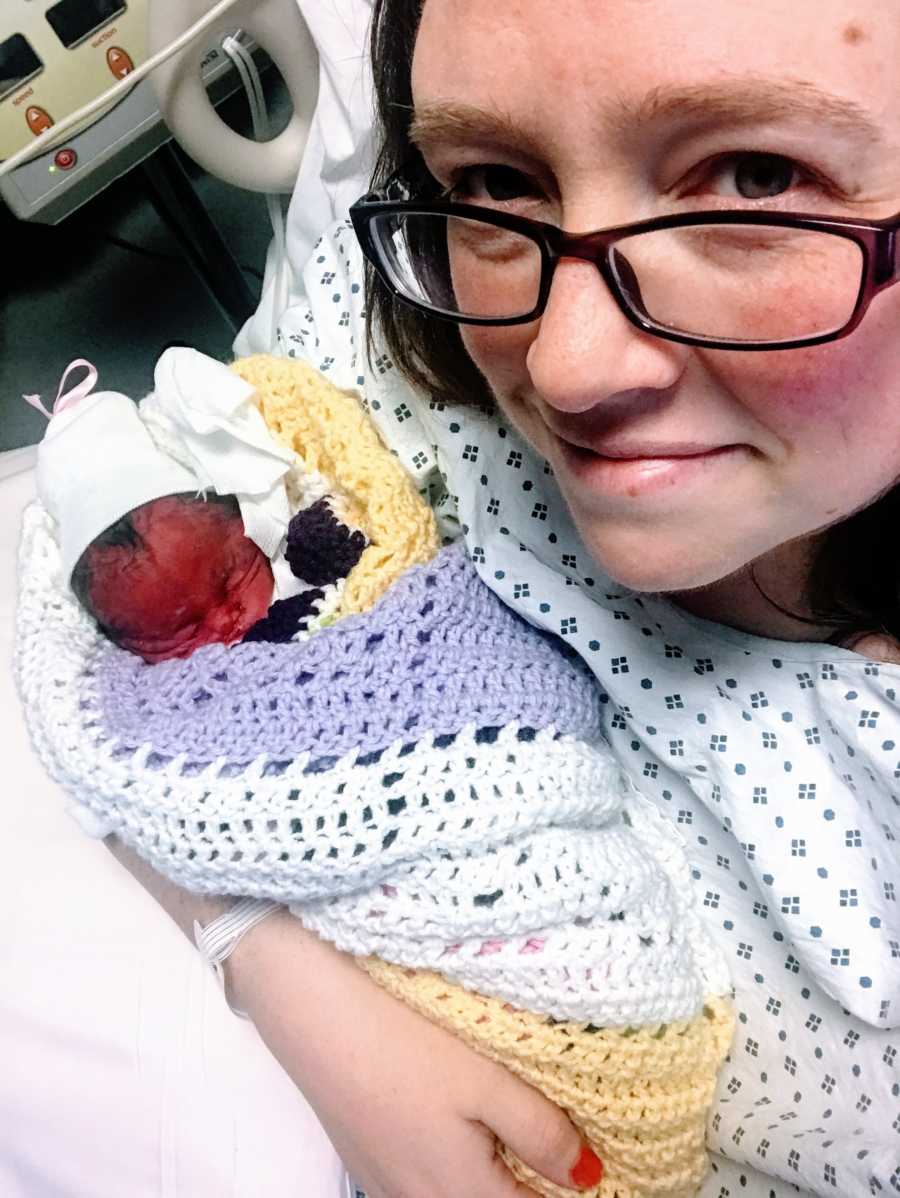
[23,359,98,421]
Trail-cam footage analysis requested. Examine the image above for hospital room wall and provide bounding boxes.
[0,85,286,453]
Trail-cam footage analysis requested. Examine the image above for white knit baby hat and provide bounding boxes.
[27,359,200,581]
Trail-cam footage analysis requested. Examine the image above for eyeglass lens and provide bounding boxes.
[370,212,865,342]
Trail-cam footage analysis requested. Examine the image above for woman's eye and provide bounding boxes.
[729,153,798,199]
[685,152,809,202]
[450,164,535,204]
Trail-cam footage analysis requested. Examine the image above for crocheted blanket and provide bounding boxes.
[15,355,733,1197]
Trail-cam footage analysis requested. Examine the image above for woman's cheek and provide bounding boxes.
[710,318,900,529]
[462,323,529,377]
[705,337,882,426]
[726,287,900,424]
[461,323,538,421]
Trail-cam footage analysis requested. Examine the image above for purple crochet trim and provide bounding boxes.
[92,544,601,764]
[243,588,326,643]
[286,498,367,586]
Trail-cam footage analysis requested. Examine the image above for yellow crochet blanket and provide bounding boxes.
[364,959,734,1198]
[232,354,440,615]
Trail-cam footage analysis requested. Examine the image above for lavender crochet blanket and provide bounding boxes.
[95,544,602,765]
[18,502,729,1024]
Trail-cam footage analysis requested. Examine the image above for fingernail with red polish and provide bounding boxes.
[569,1143,604,1189]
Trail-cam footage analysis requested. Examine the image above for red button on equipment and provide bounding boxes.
[54,148,77,170]
[26,105,53,136]
[106,47,134,79]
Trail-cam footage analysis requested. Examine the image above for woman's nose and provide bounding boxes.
[525,257,687,415]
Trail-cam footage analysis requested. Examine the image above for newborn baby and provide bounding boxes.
[20,350,734,1198]
[70,490,372,662]
[71,493,274,663]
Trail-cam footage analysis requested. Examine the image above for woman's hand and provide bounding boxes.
[230,909,598,1198]
[842,631,900,664]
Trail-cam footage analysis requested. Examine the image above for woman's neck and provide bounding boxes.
[670,537,840,643]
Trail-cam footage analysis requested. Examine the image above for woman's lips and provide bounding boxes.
[555,436,743,499]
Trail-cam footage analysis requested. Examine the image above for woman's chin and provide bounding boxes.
[573,525,749,596]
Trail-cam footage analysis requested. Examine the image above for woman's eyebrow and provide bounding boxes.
[409,103,540,156]
[409,79,882,154]
[627,79,883,142]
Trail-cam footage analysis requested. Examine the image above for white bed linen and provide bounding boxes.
[0,457,347,1198]
[234,0,376,357]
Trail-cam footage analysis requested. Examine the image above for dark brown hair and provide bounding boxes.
[366,0,900,644]
[368,0,492,411]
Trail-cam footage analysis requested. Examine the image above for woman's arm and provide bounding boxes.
[105,834,230,935]
[106,838,596,1198]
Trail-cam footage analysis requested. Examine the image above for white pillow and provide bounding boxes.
[235,0,377,356]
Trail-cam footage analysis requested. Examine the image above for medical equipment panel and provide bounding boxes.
[0,1,148,163]
[0,1,261,223]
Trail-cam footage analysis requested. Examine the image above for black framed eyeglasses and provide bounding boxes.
[350,178,900,351]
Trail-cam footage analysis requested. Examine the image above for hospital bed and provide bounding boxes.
[1,4,373,1193]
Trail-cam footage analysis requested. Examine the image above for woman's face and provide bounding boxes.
[410,0,900,601]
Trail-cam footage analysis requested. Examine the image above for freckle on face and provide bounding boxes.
[842,22,867,45]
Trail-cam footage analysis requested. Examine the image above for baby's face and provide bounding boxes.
[412,0,900,601]
[82,495,273,662]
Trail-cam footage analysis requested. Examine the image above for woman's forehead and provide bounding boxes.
[412,0,899,143]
